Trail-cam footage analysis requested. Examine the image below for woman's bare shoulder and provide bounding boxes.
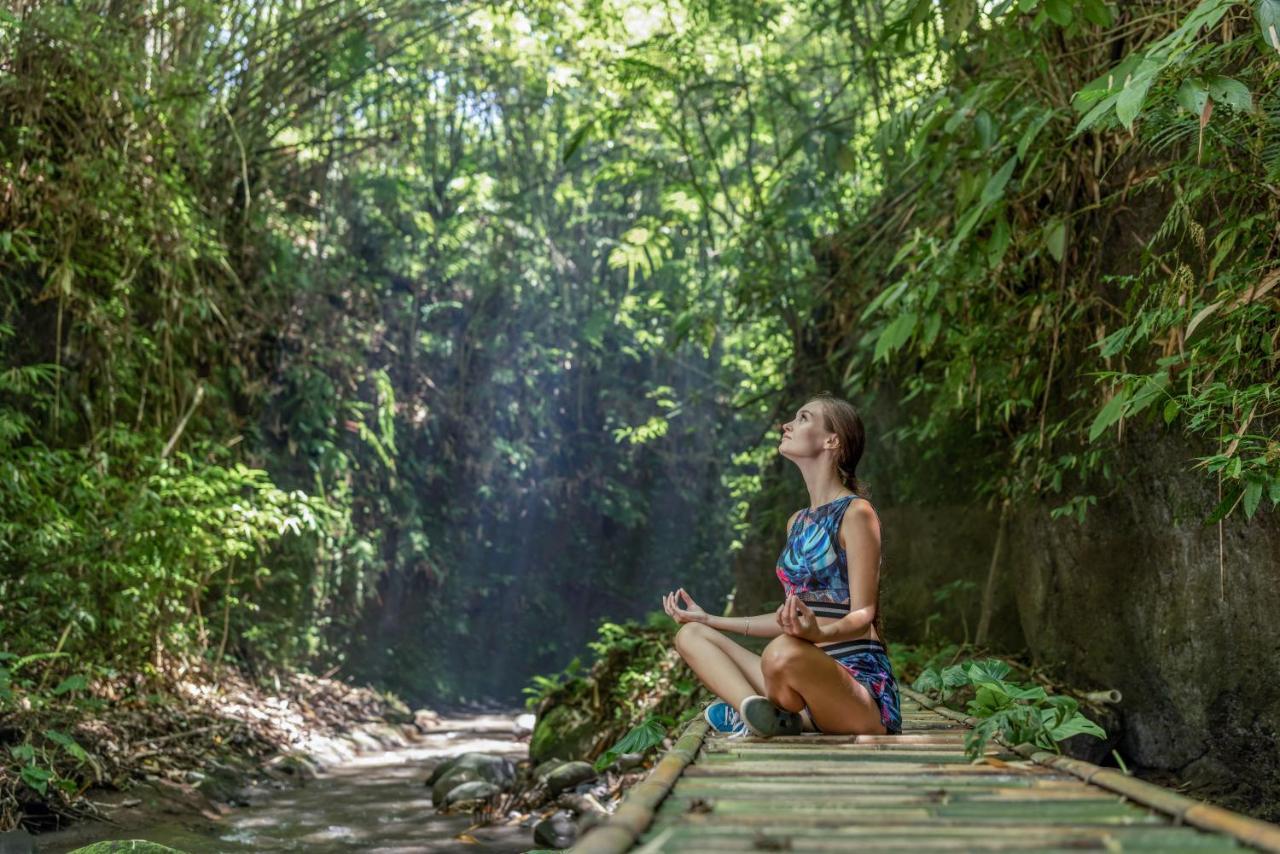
[839,498,881,541]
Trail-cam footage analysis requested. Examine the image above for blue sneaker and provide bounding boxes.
[703,701,748,736]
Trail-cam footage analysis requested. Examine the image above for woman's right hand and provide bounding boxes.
[663,588,708,625]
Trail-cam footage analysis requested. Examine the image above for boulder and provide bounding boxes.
[440,780,501,810]
[529,705,597,764]
[427,752,514,790]
[425,755,462,787]
[532,758,567,783]
[413,708,440,732]
[431,767,483,805]
[611,752,645,772]
[532,810,578,849]
[545,760,596,796]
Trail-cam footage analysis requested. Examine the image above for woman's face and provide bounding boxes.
[778,400,836,459]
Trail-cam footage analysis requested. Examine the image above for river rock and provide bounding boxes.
[425,755,462,786]
[413,708,440,732]
[439,780,500,810]
[513,712,536,735]
[431,767,483,805]
[533,758,567,782]
[67,843,186,854]
[529,705,597,764]
[426,752,515,792]
[545,760,596,795]
[611,752,645,772]
[453,753,516,787]
[532,810,578,848]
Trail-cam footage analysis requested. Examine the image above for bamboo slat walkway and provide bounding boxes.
[573,688,1280,853]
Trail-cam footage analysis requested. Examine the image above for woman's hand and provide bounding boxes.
[776,594,824,642]
[662,588,708,625]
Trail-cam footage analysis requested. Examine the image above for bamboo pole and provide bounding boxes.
[571,718,710,854]
[902,687,1280,853]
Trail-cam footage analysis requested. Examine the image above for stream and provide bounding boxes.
[35,713,535,853]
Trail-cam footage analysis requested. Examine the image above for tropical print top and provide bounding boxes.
[775,494,871,609]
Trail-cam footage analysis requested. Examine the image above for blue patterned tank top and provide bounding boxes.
[775,494,868,617]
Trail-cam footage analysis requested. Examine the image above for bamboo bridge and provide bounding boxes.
[572,688,1280,853]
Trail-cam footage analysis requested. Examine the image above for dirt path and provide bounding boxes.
[35,714,533,853]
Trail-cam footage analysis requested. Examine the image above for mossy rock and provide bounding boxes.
[528,705,597,765]
[68,843,188,854]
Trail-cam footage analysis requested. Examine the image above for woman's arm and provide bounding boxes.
[702,612,786,639]
[817,498,882,643]
[662,589,787,638]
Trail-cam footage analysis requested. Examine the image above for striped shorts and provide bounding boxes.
[817,638,903,735]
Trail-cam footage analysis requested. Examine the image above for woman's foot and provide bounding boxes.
[740,695,803,737]
[703,700,748,737]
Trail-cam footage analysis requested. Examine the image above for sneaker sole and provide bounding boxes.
[740,695,802,737]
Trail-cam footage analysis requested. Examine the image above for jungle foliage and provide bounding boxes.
[2,0,1278,767]
[816,0,1280,523]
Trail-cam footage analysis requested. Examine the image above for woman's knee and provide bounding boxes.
[673,621,714,655]
[760,635,808,679]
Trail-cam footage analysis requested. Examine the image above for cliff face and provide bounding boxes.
[1006,427,1280,818]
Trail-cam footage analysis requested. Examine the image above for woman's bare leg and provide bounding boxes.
[673,622,767,708]
[760,635,886,734]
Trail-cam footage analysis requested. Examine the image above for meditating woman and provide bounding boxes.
[661,392,902,737]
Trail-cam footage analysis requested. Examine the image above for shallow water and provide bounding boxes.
[36,715,535,853]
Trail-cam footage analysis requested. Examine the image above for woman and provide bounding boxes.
[661,392,901,737]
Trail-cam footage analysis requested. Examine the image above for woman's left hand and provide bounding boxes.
[778,594,825,642]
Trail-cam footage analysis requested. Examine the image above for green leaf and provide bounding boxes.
[873,312,917,363]
[941,665,970,689]
[1126,372,1171,417]
[981,156,1019,205]
[1080,0,1114,26]
[1115,74,1154,130]
[1044,219,1067,262]
[1176,79,1209,115]
[52,674,88,696]
[593,715,668,772]
[21,764,52,795]
[1009,684,1048,702]
[1089,389,1130,442]
[44,730,89,763]
[1017,111,1054,160]
[1072,92,1120,136]
[1206,76,1252,112]
[1048,712,1107,741]
[1244,480,1263,518]
[1163,398,1180,425]
[912,668,942,693]
[967,658,1012,683]
[1258,0,1280,53]
[1043,0,1073,25]
[562,120,595,163]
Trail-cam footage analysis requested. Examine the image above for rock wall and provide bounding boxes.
[1007,426,1280,818]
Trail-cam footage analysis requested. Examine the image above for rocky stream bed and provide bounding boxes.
[27,711,609,853]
